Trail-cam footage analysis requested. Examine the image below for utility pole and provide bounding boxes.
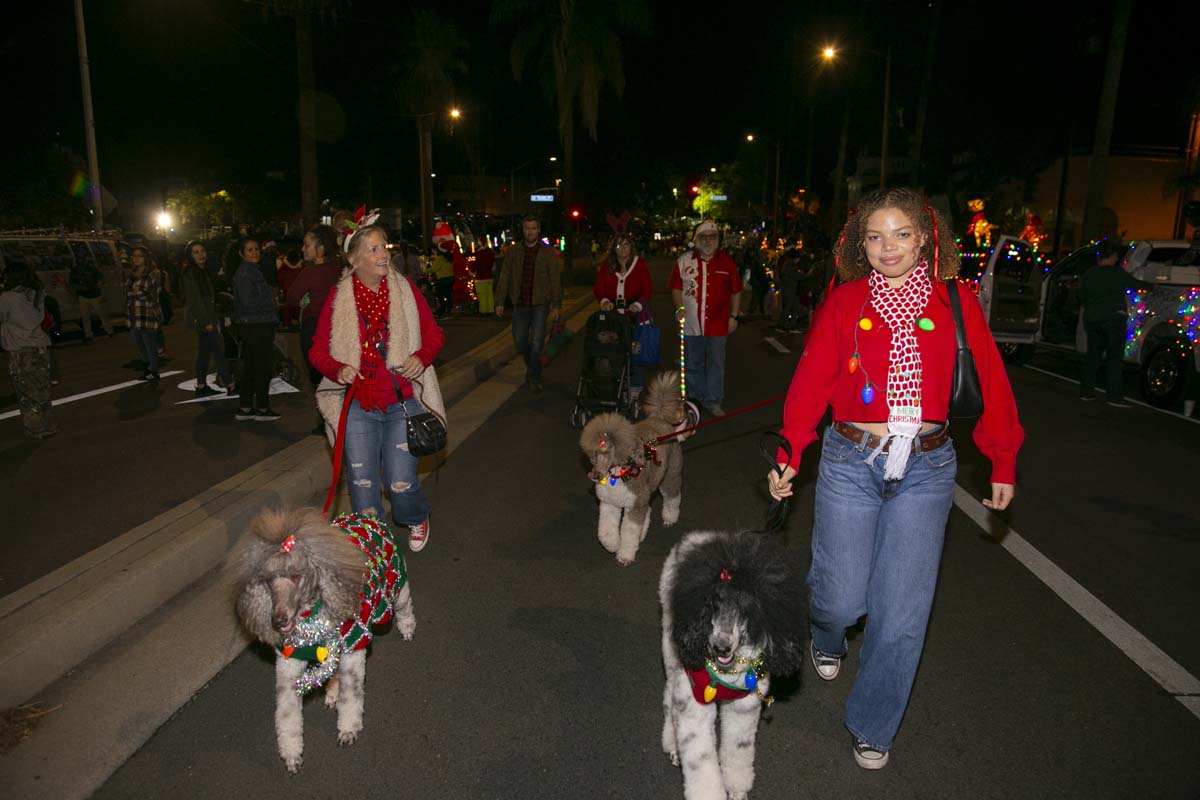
[1080,0,1132,242]
[418,115,434,250]
[74,0,102,230]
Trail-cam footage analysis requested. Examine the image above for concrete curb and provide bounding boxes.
[0,288,595,711]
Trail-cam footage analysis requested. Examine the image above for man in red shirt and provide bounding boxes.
[668,220,742,415]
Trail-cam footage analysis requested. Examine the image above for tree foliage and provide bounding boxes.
[166,188,240,227]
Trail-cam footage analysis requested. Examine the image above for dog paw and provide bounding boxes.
[729,793,748,800]
[667,750,680,767]
[616,554,635,566]
[283,755,303,773]
[337,729,359,746]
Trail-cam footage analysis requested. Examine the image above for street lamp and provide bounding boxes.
[821,43,893,188]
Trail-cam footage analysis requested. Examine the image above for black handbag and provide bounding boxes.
[393,374,448,457]
[947,280,984,419]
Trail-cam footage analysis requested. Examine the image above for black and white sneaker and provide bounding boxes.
[195,385,219,398]
[254,408,281,421]
[234,408,256,421]
[853,739,889,770]
[810,640,842,681]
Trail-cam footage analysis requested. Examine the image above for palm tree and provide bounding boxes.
[392,9,469,248]
[260,0,347,227]
[491,0,651,273]
[1080,0,1132,242]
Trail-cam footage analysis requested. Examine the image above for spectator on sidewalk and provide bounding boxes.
[277,247,304,329]
[180,241,234,397]
[494,215,563,394]
[472,240,496,315]
[0,264,58,439]
[125,246,163,381]
[595,232,653,394]
[1079,239,1150,407]
[69,252,113,341]
[289,224,344,434]
[668,219,741,416]
[429,223,459,316]
[308,223,445,553]
[231,237,279,421]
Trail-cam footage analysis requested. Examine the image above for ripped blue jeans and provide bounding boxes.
[343,397,431,527]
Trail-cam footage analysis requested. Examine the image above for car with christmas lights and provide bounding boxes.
[974,235,1200,408]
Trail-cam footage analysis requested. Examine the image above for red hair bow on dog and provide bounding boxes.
[280,535,297,554]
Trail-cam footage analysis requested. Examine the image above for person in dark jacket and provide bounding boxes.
[181,241,234,397]
[1078,239,1153,407]
[231,238,279,420]
[69,254,113,340]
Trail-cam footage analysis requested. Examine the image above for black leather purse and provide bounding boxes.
[947,280,984,419]
[393,375,447,457]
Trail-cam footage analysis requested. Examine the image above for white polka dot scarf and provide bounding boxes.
[867,265,932,479]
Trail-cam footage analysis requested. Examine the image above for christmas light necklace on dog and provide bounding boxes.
[690,656,774,706]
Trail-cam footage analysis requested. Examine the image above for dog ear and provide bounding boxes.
[236,580,282,647]
[762,636,806,677]
[673,614,712,671]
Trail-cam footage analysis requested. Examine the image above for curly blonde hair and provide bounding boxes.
[834,187,960,283]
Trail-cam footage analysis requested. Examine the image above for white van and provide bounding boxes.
[0,230,126,335]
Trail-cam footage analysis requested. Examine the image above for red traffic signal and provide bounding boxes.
[690,185,700,195]
[570,209,580,218]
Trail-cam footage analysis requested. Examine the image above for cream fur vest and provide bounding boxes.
[316,268,446,445]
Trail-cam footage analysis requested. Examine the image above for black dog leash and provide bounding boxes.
[759,431,793,533]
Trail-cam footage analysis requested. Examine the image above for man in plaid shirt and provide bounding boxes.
[495,215,563,394]
[125,246,163,381]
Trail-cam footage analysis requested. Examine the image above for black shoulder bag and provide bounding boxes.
[947,280,984,419]
[397,376,447,457]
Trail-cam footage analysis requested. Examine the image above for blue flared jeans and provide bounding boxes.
[808,423,957,751]
[510,304,548,380]
[343,397,432,528]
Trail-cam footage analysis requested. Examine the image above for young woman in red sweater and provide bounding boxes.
[309,224,446,551]
[594,233,654,393]
[767,187,1023,770]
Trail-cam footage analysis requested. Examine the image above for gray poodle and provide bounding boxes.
[234,506,415,772]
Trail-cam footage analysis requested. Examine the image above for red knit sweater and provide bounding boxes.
[779,276,1023,484]
[308,278,444,407]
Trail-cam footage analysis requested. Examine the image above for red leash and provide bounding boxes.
[653,392,787,444]
[322,378,360,517]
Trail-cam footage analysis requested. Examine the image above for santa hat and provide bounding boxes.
[432,221,454,249]
[694,219,719,237]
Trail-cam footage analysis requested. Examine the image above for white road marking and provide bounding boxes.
[1021,364,1199,425]
[763,337,791,354]
[174,375,300,404]
[0,371,185,421]
[953,485,1200,720]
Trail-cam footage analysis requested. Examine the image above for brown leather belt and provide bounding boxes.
[832,421,949,454]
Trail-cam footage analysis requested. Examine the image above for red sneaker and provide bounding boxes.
[408,518,430,552]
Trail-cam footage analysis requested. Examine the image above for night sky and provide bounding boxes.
[2,0,1195,233]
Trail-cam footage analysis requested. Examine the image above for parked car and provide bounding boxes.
[974,235,1200,408]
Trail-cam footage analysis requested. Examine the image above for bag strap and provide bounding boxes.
[947,280,970,355]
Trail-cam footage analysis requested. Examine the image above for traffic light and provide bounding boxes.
[690,185,700,195]
[570,209,580,219]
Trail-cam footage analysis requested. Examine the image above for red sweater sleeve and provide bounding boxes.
[307,286,343,381]
[630,259,653,305]
[961,290,1024,484]
[777,286,844,468]
[593,264,610,303]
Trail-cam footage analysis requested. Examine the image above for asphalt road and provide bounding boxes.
[0,310,510,594]
[57,257,1200,797]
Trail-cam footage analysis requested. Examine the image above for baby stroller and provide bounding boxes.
[217,324,303,389]
[569,309,636,427]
